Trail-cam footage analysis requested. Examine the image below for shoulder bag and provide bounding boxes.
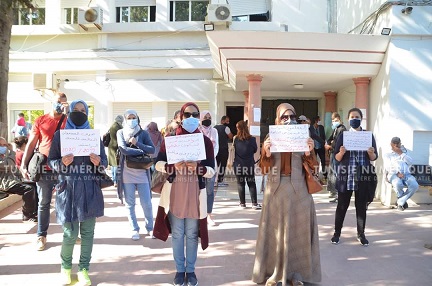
[124,130,154,169]
[27,114,65,182]
[151,169,169,194]
[303,161,323,194]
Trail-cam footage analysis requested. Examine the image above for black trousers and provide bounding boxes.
[314,147,327,176]
[216,148,229,183]
[235,173,258,205]
[334,189,368,236]
[6,182,38,218]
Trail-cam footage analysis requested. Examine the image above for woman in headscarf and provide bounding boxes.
[198,110,219,226]
[116,110,155,241]
[252,103,321,286]
[146,121,163,160]
[153,102,215,286]
[108,115,123,187]
[48,100,107,286]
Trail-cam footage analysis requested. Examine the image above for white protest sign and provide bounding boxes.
[343,131,372,151]
[165,133,207,164]
[60,129,100,156]
[269,124,309,152]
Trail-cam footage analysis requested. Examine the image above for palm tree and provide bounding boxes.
[0,0,34,139]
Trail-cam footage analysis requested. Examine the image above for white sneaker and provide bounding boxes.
[36,236,46,251]
[131,231,140,241]
[60,268,71,285]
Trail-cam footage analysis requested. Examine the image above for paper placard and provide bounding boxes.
[253,108,261,123]
[250,125,260,136]
[343,131,372,151]
[269,124,309,152]
[165,133,207,164]
[60,129,100,157]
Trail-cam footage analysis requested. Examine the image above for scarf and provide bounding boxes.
[65,100,90,130]
[146,122,162,146]
[122,109,141,140]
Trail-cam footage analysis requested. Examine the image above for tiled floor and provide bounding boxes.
[1,181,432,286]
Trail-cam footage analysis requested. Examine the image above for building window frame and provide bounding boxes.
[12,8,46,25]
[116,6,156,23]
[63,8,79,24]
[170,0,209,22]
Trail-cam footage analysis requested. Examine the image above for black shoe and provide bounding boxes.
[329,198,338,203]
[357,234,369,246]
[331,233,340,244]
[22,215,38,223]
[403,202,408,209]
[173,272,185,286]
[239,203,246,209]
[252,203,262,210]
[186,272,198,286]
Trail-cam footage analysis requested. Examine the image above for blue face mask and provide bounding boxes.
[53,102,63,114]
[127,119,138,129]
[182,117,200,133]
[332,121,341,130]
[0,146,7,155]
[349,118,361,129]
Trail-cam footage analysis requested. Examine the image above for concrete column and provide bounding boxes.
[353,77,370,129]
[246,74,263,160]
[243,90,249,121]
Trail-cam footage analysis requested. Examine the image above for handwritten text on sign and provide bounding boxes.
[60,129,100,156]
[269,124,309,152]
[343,131,372,151]
[165,133,206,164]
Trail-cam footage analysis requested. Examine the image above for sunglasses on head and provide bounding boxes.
[184,112,200,118]
[280,114,297,121]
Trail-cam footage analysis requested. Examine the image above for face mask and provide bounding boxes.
[349,118,361,129]
[0,146,7,154]
[182,117,200,133]
[202,119,211,127]
[283,118,297,125]
[317,121,322,125]
[331,121,341,130]
[69,111,88,126]
[223,123,229,126]
[127,119,139,129]
[53,102,63,114]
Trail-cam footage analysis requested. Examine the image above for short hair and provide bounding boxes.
[221,115,228,122]
[174,110,181,120]
[311,116,320,124]
[18,113,24,117]
[331,112,341,120]
[347,107,363,119]
[14,136,28,148]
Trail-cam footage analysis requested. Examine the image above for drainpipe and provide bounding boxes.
[327,0,337,33]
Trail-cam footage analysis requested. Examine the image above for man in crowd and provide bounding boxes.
[384,137,419,211]
[20,92,68,250]
[214,115,233,187]
[309,115,327,180]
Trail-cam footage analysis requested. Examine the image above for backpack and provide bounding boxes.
[102,131,111,147]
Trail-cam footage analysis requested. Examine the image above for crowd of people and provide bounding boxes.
[1,93,423,286]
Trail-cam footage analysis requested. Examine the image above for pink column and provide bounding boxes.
[243,90,249,121]
[324,91,337,113]
[353,77,370,129]
[246,74,263,160]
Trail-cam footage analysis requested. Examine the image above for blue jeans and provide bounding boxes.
[111,166,118,183]
[206,175,216,213]
[123,183,153,232]
[390,174,419,206]
[61,218,96,271]
[168,212,199,273]
[36,172,57,237]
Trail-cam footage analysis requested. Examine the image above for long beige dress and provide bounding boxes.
[252,152,321,285]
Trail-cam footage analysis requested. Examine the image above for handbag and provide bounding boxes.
[97,168,115,189]
[151,169,169,194]
[303,162,323,194]
[125,154,154,169]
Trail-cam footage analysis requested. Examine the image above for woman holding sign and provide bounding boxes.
[48,100,107,286]
[153,102,215,286]
[252,103,321,286]
[331,107,378,247]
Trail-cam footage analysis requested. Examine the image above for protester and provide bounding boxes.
[146,121,163,164]
[11,113,28,138]
[108,115,123,187]
[48,99,107,286]
[153,102,215,286]
[214,115,233,187]
[331,107,378,246]
[13,136,28,168]
[309,115,327,180]
[252,103,321,286]
[20,92,68,251]
[117,110,155,240]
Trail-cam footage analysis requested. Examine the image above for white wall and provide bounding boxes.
[337,0,387,33]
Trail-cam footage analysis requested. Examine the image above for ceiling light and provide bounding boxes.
[204,23,214,31]
[381,28,391,35]
[293,84,304,89]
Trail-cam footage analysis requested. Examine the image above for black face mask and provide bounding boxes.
[202,119,211,127]
[69,111,88,126]
[223,123,229,126]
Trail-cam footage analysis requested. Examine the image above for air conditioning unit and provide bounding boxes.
[32,73,53,90]
[78,7,103,30]
[207,4,232,23]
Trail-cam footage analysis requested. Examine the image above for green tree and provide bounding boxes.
[0,0,34,139]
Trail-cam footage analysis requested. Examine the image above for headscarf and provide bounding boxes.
[176,102,200,135]
[199,110,212,138]
[65,100,90,129]
[122,109,141,139]
[275,103,296,125]
[146,122,162,146]
[114,115,123,124]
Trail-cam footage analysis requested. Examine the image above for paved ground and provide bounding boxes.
[1,180,432,286]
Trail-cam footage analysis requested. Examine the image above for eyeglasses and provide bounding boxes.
[184,112,200,118]
[280,114,296,121]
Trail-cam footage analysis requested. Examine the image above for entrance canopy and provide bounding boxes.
[206,31,390,92]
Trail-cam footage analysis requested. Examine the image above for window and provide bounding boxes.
[233,12,269,22]
[169,1,209,22]
[116,6,156,22]
[12,8,45,25]
[64,8,79,24]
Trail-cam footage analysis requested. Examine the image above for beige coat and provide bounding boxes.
[252,152,321,285]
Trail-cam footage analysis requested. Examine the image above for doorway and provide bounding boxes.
[226,106,244,138]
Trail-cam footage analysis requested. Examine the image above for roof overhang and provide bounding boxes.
[206,31,391,92]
